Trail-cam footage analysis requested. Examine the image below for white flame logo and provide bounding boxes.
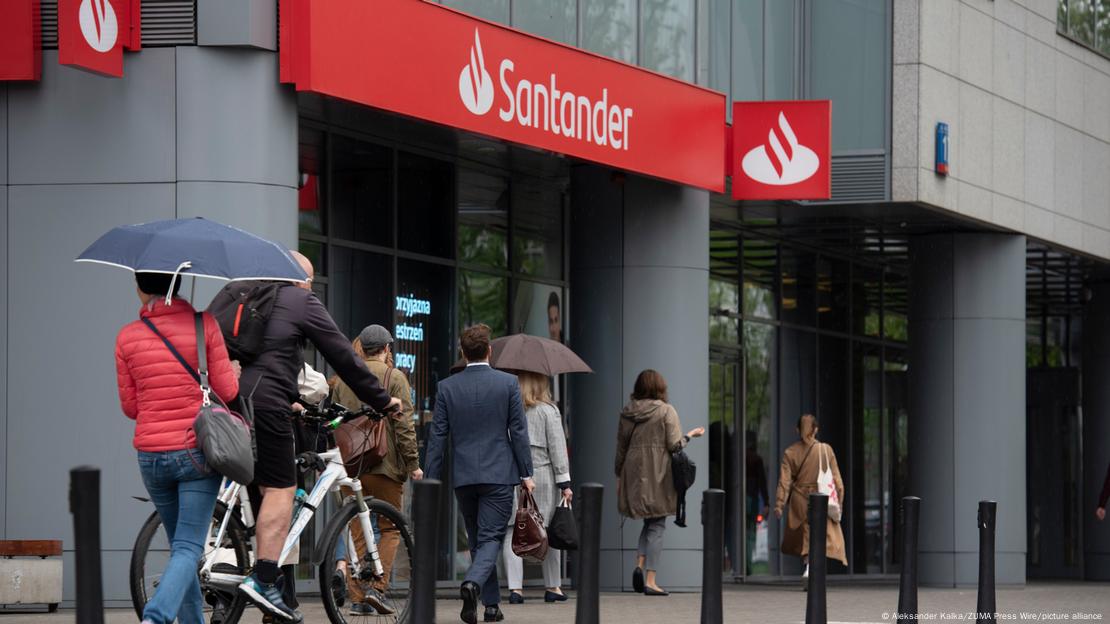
[459,29,494,116]
[78,0,118,53]
[741,112,820,185]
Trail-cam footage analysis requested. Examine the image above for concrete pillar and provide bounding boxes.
[908,233,1026,586]
[1082,281,1110,580]
[568,165,709,591]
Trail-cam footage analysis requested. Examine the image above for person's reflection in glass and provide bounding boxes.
[547,291,562,343]
[745,431,770,575]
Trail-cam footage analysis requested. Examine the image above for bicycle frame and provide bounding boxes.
[201,445,383,592]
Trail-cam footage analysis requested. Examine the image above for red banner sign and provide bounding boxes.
[731,101,831,200]
[280,0,725,192]
[0,0,41,81]
[58,0,138,77]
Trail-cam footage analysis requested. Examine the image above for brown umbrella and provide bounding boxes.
[450,334,593,375]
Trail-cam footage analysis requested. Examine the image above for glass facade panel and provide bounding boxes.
[852,344,883,573]
[1100,0,1110,54]
[743,321,776,576]
[809,0,888,151]
[298,128,325,238]
[854,266,882,338]
[513,178,563,279]
[459,270,508,335]
[710,277,740,345]
[331,136,392,247]
[1068,0,1096,46]
[764,0,795,99]
[743,237,777,320]
[885,349,909,569]
[329,247,393,341]
[640,0,695,81]
[731,0,763,102]
[580,0,637,63]
[458,169,509,270]
[441,0,509,23]
[780,246,816,327]
[512,0,577,45]
[399,152,455,259]
[513,280,563,340]
[817,256,849,333]
[705,0,731,96]
[709,359,741,574]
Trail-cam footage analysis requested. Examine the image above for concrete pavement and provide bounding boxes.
[1,582,1107,623]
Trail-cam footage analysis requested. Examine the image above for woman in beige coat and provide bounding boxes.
[774,414,847,580]
[615,370,704,596]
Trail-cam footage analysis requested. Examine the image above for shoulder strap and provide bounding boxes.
[799,441,818,472]
[194,313,210,391]
[142,317,200,384]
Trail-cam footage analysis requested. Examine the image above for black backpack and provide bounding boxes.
[207,281,284,364]
[671,449,696,527]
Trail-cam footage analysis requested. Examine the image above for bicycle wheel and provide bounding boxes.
[318,498,414,624]
[129,501,251,623]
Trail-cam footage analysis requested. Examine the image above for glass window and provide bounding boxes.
[780,247,816,327]
[329,247,393,342]
[780,328,816,426]
[853,266,881,338]
[512,0,576,45]
[809,0,888,151]
[640,0,695,81]
[710,277,740,345]
[764,0,795,99]
[1068,0,1095,47]
[299,128,325,238]
[731,0,763,102]
[817,257,850,333]
[883,270,908,342]
[1027,318,1044,368]
[743,321,776,576]
[458,168,508,270]
[513,281,563,341]
[459,270,508,336]
[331,136,392,247]
[581,0,637,63]
[851,344,883,573]
[1099,0,1110,55]
[299,240,325,278]
[399,152,455,259]
[743,237,777,320]
[512,177,563,279]
[441,0,508,23]
[885,349,909,569]
[704,0,731,97]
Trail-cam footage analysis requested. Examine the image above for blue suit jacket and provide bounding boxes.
[424,364,533,488]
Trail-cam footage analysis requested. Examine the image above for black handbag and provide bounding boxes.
[546,499,579,551]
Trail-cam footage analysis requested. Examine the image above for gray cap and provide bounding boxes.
[358,324,394,350]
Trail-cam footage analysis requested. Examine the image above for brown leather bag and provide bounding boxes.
[334,368,393,477]
[511,488,549,563]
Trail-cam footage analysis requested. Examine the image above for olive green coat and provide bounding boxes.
[614,399,688,519]
[332,359,419,483]
[774,439,847,565]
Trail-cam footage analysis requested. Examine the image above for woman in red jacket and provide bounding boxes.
[116,273,239,624]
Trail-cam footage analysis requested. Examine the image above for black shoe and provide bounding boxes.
[460,581,481,624]
[644,587,669,596]
[362,587,396,616]
[544,590,568,603]
[349,602,376,616]
[632,567,645,593]
[484,605,505,622]
[331,569,348,608]
[508,591,525,604]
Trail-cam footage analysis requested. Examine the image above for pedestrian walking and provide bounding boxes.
[774,414,847,584]
[501,371,573,605]
[331,324,423,617]
[425,324,535,624]
[115,273,240,624]
[614,369,704,597]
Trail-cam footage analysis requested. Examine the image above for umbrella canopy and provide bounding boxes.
[451,334,592,376]
[75,217,307,283]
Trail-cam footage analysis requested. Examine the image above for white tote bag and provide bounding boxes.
[816,443,842,522]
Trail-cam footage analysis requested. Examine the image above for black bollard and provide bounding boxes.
[575,483,604,624]
[412,479,443,624]
[70,466,104,624]
[805,493,828,624]
[898,497,921,619]
[701,489,725,624]
[976,501,997,624]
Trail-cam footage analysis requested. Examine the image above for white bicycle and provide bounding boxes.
[129,401,414,624]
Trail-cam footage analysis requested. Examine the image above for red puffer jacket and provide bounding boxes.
[115,297,239,452]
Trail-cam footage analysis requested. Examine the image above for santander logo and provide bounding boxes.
[741,112,820,185]
[459,29,494,116]
[78,0,118,53]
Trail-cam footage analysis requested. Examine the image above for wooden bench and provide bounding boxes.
[0,540,63,612]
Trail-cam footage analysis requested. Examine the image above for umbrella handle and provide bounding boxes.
[165,261,192,306]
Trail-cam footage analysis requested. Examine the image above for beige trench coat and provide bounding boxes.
[774,439,847,565]
[614,399,688,519]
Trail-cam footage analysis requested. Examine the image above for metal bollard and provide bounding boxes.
[412,479,443,624]
[898,497,921,619]
[70,466,104,624]
[805,493,828,624]
[976,501,998,624]
[575,483,604,624]
[701,489,725,624]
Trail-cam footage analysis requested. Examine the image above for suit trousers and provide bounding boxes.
[455,484,515,606]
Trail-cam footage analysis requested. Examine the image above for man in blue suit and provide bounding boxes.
[425,323,534,624]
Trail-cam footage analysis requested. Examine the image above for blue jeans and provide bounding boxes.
[138,449,220,624]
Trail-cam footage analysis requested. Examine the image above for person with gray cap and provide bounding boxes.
[331,324,421,617]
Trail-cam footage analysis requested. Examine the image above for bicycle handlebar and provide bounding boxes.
[293,399,395,430]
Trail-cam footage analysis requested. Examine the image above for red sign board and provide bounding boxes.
[280,0,726,192]
[0,0,41,81]
[731,101,831,200]
[58,0,138,77]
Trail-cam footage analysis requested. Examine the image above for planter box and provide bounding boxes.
[0,541,63,611]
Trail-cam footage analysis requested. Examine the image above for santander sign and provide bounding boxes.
[731,100,831,200]
[280,0,723,191]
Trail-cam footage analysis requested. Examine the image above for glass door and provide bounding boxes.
[709,354,742,577]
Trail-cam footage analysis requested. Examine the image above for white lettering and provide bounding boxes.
[549,75,561,135]
[592,89,608,146]
[516,79,532,126]
[560,92,575,138]
[608,104,623,149]
[498,59,515,122]
[623,108,633,150]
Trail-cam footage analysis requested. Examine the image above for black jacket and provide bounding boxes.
[235,285,391,414]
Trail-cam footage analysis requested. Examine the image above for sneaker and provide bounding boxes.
[362,586,396,616]
[349,602,376,616]
[239,574,303,622]
[331,569,348,608]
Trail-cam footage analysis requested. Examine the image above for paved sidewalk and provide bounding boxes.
[1,582,1107,623]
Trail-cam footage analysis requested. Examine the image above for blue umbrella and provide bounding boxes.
[76,217,307,301]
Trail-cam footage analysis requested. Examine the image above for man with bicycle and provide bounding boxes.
[231,252,401,622]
